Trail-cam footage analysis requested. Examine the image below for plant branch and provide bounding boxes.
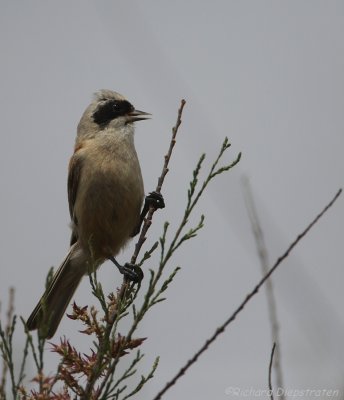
[0,288,15,399]
[268,342,276,400]
[82,99,186,399]
[131,99,186,265]
[152,188,342,400]
[242,177,285,397]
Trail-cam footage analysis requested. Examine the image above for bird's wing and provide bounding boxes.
[67,151,83,245]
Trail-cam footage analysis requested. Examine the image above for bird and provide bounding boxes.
[27,90,163,338]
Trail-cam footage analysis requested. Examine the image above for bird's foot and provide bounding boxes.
[145,191,165,211]
[109,257,144,283]
[131,191,166,237]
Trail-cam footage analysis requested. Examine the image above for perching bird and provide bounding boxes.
[27,90,162,338]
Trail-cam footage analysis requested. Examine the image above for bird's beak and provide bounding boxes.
[126,109,151,123]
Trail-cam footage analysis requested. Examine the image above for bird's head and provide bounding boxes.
[77,90,150,140]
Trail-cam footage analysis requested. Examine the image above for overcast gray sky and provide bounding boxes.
[1,2,343,399]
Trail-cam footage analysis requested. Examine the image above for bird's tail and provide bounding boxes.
[26,244,85,339]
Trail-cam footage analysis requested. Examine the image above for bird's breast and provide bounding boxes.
[74,136,144,259]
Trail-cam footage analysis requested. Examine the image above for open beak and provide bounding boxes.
[127,109,151,123]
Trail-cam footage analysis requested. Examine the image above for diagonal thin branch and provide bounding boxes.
[82,100,186,399]
[131,99,186,265]
[152,188,342,400]
[268,342,276,400]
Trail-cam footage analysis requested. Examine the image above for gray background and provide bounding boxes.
[1,1,343,399]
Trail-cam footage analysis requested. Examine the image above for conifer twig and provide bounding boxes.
[131,99,186,265]
[152,188,342,400]
[82,99,186,399]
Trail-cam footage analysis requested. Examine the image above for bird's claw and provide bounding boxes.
[145,191,165,210]
[109,257,144,283]
[121,263,144,283]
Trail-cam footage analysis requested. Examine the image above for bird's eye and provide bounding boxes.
[93,99,134,129]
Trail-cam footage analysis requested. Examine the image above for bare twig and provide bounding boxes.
[131,99,186,265]
[5,289,15,338]
[242,177,285,397]
[0,287,15,398]
[152,188,342,400]
[82,100,186,399]
[268,343,276,400]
